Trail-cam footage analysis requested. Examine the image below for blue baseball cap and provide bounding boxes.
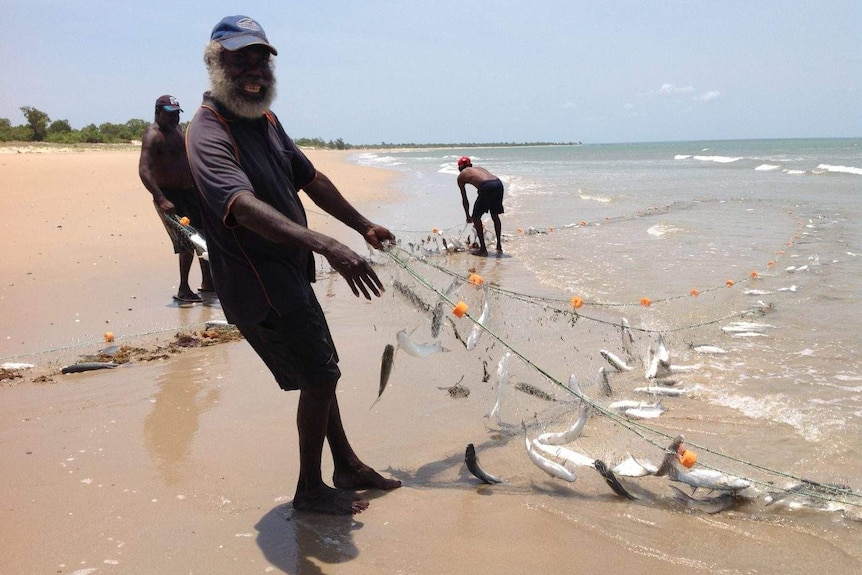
[211,16,278,55]
[155,95,182,112]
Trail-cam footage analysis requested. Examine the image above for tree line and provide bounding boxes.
[2,105,580,149]
[0,106,354,149]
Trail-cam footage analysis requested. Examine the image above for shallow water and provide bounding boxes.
[351,139,862,572]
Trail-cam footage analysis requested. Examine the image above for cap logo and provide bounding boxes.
[236,17,262,32]
[168,96,180,107]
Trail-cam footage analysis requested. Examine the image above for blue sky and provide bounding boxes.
[2,1,859,144]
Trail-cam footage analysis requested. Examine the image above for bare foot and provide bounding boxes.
[333,465,402,491]
[293,485,369,515]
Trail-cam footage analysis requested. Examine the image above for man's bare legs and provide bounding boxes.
[293,383,400,515]
[199,258,215,292]
[176,251,197,300]
[490,213,503,253]
[471,216,488,256]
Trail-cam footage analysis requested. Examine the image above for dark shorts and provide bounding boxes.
[471,178,505,218]
[155,187,204,254]
[234,288,341,391]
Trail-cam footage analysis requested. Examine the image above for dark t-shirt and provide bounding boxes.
[186,93,317,324]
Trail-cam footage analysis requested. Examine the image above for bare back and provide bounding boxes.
[457,166,497,189]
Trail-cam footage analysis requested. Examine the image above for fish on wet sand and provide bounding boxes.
[601,349,634,372]
[535,402,590,445]
[396,329,445,358]
[690,344,727,354]
[465,285,491,351]
[612,455,659,477]
[634,384,703,397]
[668,461,751,491]
[370,344,395,408]
[513,381,557,402]
[609,399,666,419]
[465,443,503,484]
[523,422,577,482]
[669,485,737,514]
[486,352,511,423]
[61,362,119,374]
[594,460,637,500]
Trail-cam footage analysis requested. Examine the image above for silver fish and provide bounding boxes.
[612,455,658,477]
[721,321,775,333]
[370,344,395,408]
[396,329,444,358]
[669,485,737,514]
[609,399,663,412]
[535,402,589,445]
[634,384,703,397]
[625,404,666,419]
[668,462,751,491]
[532,440,596,468]
[466,285,491,351]
[691,344,727,354]
[524,423,577,482]
[486,352,511,423]
[1,362,35,370]
[465,443,503,484]
[601,349,634,372]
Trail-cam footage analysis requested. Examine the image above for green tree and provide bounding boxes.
[47,119,72,134]
[20,106,50,141]
[125,118,149,140]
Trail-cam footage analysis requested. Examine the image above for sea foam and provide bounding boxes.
[814,164,862,176]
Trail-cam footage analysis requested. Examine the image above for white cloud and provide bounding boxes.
[654,83,695,96]
[696,90,721,102]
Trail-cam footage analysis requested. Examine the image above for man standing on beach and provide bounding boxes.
[186,15,401,515]
[457,156,505,256]
[139,95,214,303]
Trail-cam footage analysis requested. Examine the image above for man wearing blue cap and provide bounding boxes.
[139,94,214,302]
[187,16,401,515]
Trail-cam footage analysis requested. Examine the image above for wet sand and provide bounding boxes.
[1,146,859,574]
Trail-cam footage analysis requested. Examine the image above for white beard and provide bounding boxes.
[206,46,277,118]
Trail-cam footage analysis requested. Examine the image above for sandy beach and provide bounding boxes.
[2,146,859,575]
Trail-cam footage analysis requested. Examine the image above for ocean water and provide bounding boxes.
[350,139,862,570]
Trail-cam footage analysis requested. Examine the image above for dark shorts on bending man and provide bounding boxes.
[235,284,341,391]
[155,187,206,254]
[471,178,505,219]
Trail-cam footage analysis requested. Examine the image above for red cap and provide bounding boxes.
[457,156,472,169]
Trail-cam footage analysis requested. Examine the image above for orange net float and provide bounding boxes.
[104,331,115,342]
[570,296,584,309]
[179,216,191,226]
[452,301,468,317]
[690,289,700,297]
[678,449,697,468]
[640,297,652,307]
[750,271,759,279]
[726,279,735,287]
[468,273,484,286]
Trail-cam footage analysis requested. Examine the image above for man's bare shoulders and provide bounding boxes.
[458,166,497,187]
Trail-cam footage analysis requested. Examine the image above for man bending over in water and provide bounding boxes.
[457,156,504,256]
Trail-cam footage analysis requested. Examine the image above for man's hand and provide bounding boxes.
[157,197,176,215]
[324,240,385,299]
[363,224,396,250]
